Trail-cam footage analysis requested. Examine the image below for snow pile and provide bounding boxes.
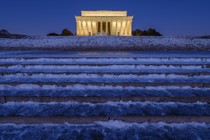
[0,101,209,116]
[1,73,210,83]
[1,84,210,97]
[0,84,199,90]
[95,120,206,129]
[0,121,209,140]
[1,64,207,73]
[0,57,210,64]
[0,36,210,50]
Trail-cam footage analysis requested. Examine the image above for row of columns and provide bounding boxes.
[111,21,132,36]
[77,21,97,36]
[76,20,132,36]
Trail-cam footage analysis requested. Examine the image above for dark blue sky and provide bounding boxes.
[1,0,210,36]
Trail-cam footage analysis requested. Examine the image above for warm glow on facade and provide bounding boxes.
[75,11,133,36]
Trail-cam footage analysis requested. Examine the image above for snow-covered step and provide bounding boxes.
[0,58,210,65]
[1,65,209,73]
[0,72,208,75]
[1,82,209,88]
[1,64,210,67]
[1,96,210,103]
[0,101,210,117]
[1,72,210,76]
[0,121,210,139]
[1,85,210,97]
[1,73,210,83]
[1,117,210,124]
[1,82,209,87]
[1,51,210,58]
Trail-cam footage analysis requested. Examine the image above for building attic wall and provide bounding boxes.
[81,11,127,17]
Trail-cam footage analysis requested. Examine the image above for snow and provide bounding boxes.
[1,65,208,74]
[1,73,210,83]
[0,84,203,90]
[1,50,210,58]
[0,58,210,65]
[0,121,210,140]
[1,84,210,97]
[0,36,210,51]
[95,120,207,129]
[96,120,138,129]
[0,40,210,139]
[2,65,203,69]
[0,101,209,116]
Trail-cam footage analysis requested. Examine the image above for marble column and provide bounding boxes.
[124,21,127,36]
[125,21,129,35]
[126,21,131,36]
[117,21,122,36]
[78,21,82,36]
[120,21,123,35]
[81,21,84,36]
[129,21,132,35]
[83,21,88,36]
[85,21,88,35]
[111,21,116,36]
[116,21,118,35]
[76,21,79,36]
[87,21,91,36]
[114,22,117,35]
[91,21,95,35]
[121,21,126,35]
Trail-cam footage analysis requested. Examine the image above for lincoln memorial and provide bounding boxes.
[75,11,133,36]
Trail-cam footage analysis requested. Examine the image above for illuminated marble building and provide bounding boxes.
[75,11,133,36]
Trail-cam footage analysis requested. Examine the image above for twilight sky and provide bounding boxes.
[1,0,210,36]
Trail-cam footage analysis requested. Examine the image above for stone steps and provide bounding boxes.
[1,82,209,87]
[1,96,210,103]
[1,66,208,73]
[1,116,210,124]
[1,101,210,116]
[0,51,210,123]
[1,72,210,75]
[0,57,210,65]
[1,75,210,83]
[1,86,210,97]
[0,50,210,58]
[1,64,210,67]
[1,50,210,138]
